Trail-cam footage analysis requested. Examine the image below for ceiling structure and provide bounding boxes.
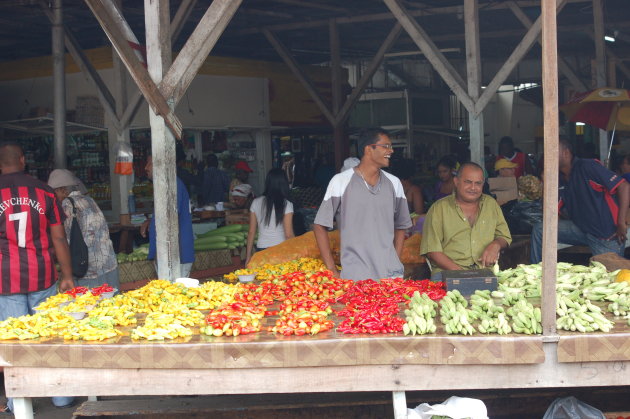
[0,0,629,89]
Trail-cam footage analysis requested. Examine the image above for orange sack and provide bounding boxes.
[247,231,424,268]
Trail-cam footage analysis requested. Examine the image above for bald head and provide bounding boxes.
[0,143,25,173]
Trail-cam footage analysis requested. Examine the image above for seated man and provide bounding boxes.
[421,162,512,279]
[530,137,629,263]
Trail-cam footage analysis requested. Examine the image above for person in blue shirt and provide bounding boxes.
[140,156,195,277]
[530,137,630,263]
[200,154,230,205]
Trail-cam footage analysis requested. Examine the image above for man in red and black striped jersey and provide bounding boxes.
[0,143,75,319]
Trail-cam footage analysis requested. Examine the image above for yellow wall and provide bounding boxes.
[0,46,346,127]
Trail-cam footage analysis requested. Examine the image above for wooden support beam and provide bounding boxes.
[605,47,630,82]
[335,23,403,126]
[330,19,342,116]
[541,0,560,337]
[118,0,199,130]
[507,0,587,92]
[270,0,350,13]
[170,0,197,45]
[465,0,484,165]
[474,0,568,116]
[160,0,242,106]
[84,0,182,139]
[593,0,608,161]
[383,0,475,113]
[236,0,590,36]
[39,0,119,132]
[145,0,181,281]
[263,28,336,125]
[329,19,345,170]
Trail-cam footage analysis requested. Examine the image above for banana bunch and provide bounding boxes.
[469,290,512,335]
[556,294,614,333]
[403,291,437,335]
[506,298,542,334]
[439,290,475,335]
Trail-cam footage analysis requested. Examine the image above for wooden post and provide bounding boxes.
[465,0,484,165]
[608,57,617,88]
[52,0,66,170]
[145,0,181,280]
[109,38,132,223]
[330,18,345,170]
[541,0,560,337]
[593,0,608,162]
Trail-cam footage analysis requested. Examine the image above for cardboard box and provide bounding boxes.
[488,177,518,205]
[225,209,250,225]
[442,269,497,296]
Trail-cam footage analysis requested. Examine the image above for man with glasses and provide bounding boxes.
[313,128,412,281]
[421,162,511,279]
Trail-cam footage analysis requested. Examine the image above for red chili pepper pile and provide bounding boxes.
[65,286,89,298]
[90,283,115,296]
[270,310,334,336]
[267,270,353,302]
[336,278,446,334]
[203,302,266,337]
[279,297,332,315]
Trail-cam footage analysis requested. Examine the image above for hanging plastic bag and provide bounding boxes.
[114,142,134,175]
[542,396,605,419]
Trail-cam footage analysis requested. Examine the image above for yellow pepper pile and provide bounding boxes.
[131,312,195,340]
[224,257,329,282]
[62,316,123,341]
[0,311,75,340]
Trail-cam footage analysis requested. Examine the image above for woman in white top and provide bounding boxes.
[246,168,295,264]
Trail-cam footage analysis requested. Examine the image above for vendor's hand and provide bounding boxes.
[140,219,150,238]
[57,276,75,293]
[479,241,501,268]
[329,267,340,278]
[613,222,628,244]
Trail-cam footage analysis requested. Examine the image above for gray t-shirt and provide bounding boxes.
[250,196,294,248]
[314,168,412,281]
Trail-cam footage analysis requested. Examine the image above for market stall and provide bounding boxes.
[1,258,629,419]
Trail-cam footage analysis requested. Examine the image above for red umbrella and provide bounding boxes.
[560,88,630,131]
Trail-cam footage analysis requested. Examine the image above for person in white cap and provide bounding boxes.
[48,169,119,291]
[230,183,254,210]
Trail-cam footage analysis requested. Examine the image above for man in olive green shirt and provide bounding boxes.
[421,162,512,276]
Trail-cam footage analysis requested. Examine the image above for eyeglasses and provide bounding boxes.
[369,143,394,150]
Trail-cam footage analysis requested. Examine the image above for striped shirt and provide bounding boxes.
[0,172,65,294]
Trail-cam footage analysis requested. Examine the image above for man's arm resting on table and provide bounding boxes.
[313,224,339,277]
[394,229,406,258]
[427,251,462,271]
[50,224,75,292]
[479,237,509,267]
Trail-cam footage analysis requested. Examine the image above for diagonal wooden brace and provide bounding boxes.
[83,0,182,139]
